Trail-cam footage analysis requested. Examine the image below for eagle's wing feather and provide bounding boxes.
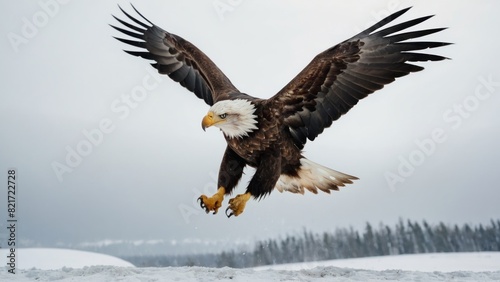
[111,5,238,106]
[268,7,450,148]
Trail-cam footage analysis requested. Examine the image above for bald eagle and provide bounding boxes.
[111,6,449,217]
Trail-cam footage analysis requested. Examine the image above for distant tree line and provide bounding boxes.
[124,219,500,268]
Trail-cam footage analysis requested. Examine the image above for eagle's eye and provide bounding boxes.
[219,113,227,119]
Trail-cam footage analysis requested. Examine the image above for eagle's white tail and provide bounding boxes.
[275,158,358,194]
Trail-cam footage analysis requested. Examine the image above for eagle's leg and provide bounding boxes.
[225,148,281,218]
[198,186,225,214]
[225,192,251,218]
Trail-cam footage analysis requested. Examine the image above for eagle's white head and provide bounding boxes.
[201,99,258,139]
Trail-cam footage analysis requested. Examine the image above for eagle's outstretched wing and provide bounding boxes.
[111,5,238,106]
[268,7,451,149]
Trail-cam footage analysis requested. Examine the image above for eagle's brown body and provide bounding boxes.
[222,99,304,199]
[112,5,449,217]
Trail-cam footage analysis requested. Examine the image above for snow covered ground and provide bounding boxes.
[1,249,500,281]
[0,248,134,270]
[254,252,500,272]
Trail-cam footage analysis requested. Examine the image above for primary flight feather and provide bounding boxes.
[111,5,449,217]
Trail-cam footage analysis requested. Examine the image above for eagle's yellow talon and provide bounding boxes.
[226,193,252,218]
[198,187,225,215]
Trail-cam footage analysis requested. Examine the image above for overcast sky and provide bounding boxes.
[1,1,499,251]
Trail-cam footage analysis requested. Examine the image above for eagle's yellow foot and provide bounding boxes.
[198,187,225,215]
[225,192,252,218]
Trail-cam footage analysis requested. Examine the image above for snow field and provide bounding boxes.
[1,249,500,281]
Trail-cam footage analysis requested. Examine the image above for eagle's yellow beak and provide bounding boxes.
[202,111,215,131]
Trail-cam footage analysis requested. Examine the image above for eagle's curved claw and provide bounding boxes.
[225,193,251,218]
[225,207,234,218]
[197,196,211,214]
[198,195,219,214]
[197,187,225,215]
